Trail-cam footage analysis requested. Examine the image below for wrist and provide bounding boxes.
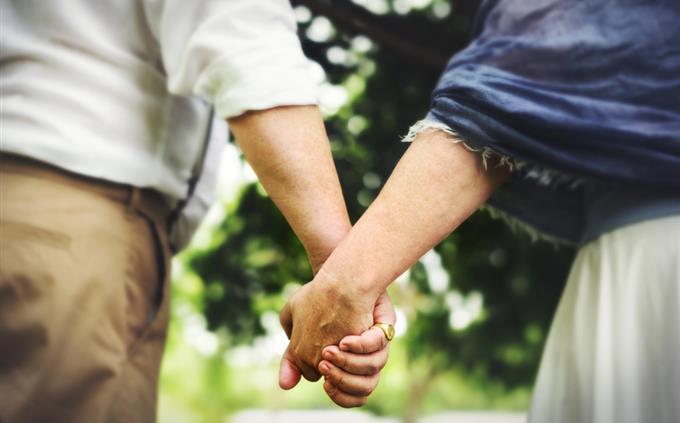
[304,220,352,273]
[311,253,383,305]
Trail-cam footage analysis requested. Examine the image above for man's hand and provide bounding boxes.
[279,288,395,407]
[278,274,378,381]
[229,105,401,406]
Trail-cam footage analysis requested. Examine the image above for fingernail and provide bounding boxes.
[339,342,349,351]
[323,350,333,360]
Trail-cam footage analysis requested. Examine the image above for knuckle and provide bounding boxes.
[341,397,358,408]
[301,363,320,381]
[338,352,348,368]
[325,368,337,384]
[366,363,379,375]
[375,356,387,372]
[310,369,322,381]
[291,344,302,357]
[367,335,382,352]
[355,384,373,397]
[333,372,345,387]
[339,399,354,409]
[370,373,381,391]
[361,375,380,396]
[364,356,384,375]
[328,388,342,405]
[324,380,335,392]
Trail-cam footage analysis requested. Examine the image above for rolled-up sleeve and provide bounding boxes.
[144,0,318,118]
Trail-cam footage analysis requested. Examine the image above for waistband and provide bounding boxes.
[581,183,680,244]
[0,153,171,230]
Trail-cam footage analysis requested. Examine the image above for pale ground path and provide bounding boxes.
[230,410,526,423]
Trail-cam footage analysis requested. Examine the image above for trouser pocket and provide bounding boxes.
[122,193,171,356]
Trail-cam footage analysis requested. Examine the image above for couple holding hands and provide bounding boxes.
[2,0,679,422]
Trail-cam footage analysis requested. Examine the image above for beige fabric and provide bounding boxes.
[0,155,171,422]
[529,215,680,423]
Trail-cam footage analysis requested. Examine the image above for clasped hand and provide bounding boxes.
[278,275,395,407]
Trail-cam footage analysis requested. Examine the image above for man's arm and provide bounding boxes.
[228,105,350,272]
[228,104,395,406]
[280,129,510,373]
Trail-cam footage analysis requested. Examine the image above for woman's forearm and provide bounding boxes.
[316,130,510,297]
[228,105,351,271]
[279,129,509,376]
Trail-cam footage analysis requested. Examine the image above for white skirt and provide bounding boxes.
[528,215,680,423]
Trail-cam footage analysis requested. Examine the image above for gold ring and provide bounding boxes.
[372,323,395,342]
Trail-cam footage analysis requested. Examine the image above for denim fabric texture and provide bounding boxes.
[427,0,680,244]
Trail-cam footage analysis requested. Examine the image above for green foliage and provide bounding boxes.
[409,213,574,387]
[188,185,312,344]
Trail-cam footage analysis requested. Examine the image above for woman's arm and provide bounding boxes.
[280,129,510,376]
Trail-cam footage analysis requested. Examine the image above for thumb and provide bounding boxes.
[280,301,293,339]
[373,290,396,325]
[278,345,302,390]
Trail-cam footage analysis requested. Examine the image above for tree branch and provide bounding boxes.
[291,0,451,71]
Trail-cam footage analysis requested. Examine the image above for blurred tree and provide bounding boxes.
[185,0,576,420]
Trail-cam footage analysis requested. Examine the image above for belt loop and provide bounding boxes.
[127,187,141,211]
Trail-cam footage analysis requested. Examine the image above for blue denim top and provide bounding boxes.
[427,0,680,244]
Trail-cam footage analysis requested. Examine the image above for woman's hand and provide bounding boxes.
[318,291,395,407]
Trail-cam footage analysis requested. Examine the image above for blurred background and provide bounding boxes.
[158,0,576,421]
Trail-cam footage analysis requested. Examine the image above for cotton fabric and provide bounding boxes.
[529,215,680,423]
[0,0,317,201]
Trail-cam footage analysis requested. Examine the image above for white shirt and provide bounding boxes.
[0,0,317,200]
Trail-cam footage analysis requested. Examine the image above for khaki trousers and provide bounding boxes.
[0,155,172,422]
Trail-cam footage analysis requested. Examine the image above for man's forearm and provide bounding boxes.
[316,130,510,296]
[228,105,350,270]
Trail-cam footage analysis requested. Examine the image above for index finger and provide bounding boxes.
[338,290,396,354]
[338,326,389,354]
